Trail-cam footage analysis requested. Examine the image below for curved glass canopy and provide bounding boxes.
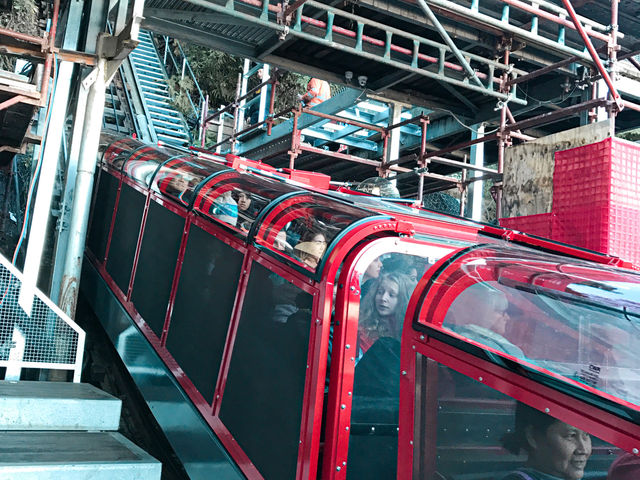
[152,156,227,207]
[100,134,146,170]
[253,193,378,273]
[416,243,640,409]
[193,169,300,233]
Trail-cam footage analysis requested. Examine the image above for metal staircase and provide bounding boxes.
[127,30,191,146]
[0,381,161,479]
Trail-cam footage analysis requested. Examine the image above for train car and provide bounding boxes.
[81,133,640,480]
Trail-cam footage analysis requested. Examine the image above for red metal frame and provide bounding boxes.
[397,333,640,479]
[102,171,124,265]
[90,142,640,480]
[322,237,460,479]
[125,193,151,300]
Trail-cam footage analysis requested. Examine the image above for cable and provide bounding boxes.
[11,53,59,266]
[522,81,578,105]
[431,106,501,135]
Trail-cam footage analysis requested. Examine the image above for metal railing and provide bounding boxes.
[156,35,206,122]
[0,252,85,382]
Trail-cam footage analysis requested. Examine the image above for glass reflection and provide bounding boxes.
[194,173,297,234]
[152,157,224,207]
[423,245,640,409]
[124,147,173,187]
[412,358,620,480]
[256,195,374,272]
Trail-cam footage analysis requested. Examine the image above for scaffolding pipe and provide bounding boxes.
[417,118,428,204]
[415,0,485,89]
[500,0,611,42]
[496,49,510,220]
[560,0,622,111]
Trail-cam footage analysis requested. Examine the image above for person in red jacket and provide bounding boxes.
[299,78,331,107]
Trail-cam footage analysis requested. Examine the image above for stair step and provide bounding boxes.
[138,70,165,82]
[144,92,172,101]
[157,135,188,145]
[148,104,183,115]
[130,53,159,64]
[153,127,189,138]
[0,381,121,431]
[139,82,169,93]
[0,431,161,480]
[150,113,184,123]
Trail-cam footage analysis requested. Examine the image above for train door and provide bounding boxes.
[324,237,460,479]
[399,243,640,480]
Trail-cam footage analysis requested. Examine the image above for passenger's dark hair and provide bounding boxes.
[501,402,558,455]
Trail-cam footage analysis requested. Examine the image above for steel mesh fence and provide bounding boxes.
[0,253,84,381]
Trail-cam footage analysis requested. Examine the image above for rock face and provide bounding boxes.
[502,121,612,218]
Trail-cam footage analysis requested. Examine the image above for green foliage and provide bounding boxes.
[180,42,312,115]
[270,72,309,113]
[167,74,197,117]
[0,0,39,71]
[184,45,242,108]
[618,129,640,142]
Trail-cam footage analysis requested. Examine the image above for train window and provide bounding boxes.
[419,244,640,410]
[255,193,375,273]
[87,171,119,262]
[151,156,225,207]
[193,170,298,234]
[166,225,244,404]
[219,262,312,480]
[412,356,621,480]
[130,201,185,338]
[123,146,174,188]
[100,134,146,170]
[105,183,146,294]
[347,250,446,479]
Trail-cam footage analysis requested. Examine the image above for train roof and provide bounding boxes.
[99,133,637,278]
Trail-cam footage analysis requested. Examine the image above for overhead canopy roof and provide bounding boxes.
[139,0,640,197]
[142,0,640,117]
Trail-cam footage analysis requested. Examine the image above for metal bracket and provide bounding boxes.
[97,13,143,84]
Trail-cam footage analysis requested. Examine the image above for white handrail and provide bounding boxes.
[0,252,85,382]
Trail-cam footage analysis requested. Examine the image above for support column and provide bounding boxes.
[49,0,91,303]
[385,101,403,184]
[57,58,107,318]
[19,60,77,315]
[468,123,485,221]
[238,59,250,128]
[258,64,270,123]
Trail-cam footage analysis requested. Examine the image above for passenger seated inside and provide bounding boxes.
[502,402,592,480]
[293,231,327,269]
[210,190,238,226]
[233,189,259,231]
[165,174,194,203]
[360,256,382,298]
[445,283,525,359]
[357,271,416,361]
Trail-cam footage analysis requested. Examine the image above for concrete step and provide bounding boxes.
[0,381,121,431]
[0,431,161,480]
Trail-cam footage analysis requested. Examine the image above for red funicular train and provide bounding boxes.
[82,133,640,480]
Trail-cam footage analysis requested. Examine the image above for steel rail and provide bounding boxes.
[416,0,485,88]
[417,0,596,62]
[500,0,611,43]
